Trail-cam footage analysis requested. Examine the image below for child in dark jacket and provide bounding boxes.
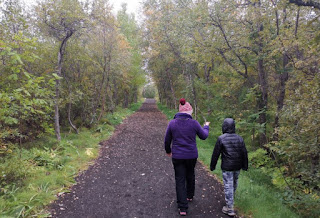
[210,118,248,217]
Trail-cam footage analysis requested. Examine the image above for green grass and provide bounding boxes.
[0,102,142,217]
[158,103,299,218]
[197,139,298,218]
[157,103,177,119]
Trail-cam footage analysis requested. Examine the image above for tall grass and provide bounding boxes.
[158,103,299,218]
[0,102,142,217]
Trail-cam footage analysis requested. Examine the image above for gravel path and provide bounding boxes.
[50,99,230,218]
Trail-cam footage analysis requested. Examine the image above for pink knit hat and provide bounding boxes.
[179,98,193,115]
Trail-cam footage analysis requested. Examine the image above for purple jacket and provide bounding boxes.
[164,113,209,159]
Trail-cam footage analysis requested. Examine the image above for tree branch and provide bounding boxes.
[218,49,246,78]
[289,0,320,9]
[216,18,249,77]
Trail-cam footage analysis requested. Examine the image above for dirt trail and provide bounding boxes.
[50,99,229,218]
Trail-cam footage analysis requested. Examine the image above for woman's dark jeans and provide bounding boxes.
[172,158,197,211]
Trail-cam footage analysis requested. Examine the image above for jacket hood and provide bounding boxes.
[174,113,193,120]
[222,118,235,133]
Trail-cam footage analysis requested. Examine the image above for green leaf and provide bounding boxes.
[23,71,31,79]
[4,117,19,125]
[52,73,63,80]
[23,90,31,97]
[8,74,18,81]
[12,53,23,64]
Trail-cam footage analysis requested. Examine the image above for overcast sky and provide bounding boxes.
[110,0,142,15]
[22,0,143,18]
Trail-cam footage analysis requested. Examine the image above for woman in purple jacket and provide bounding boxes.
[164,98,210,216]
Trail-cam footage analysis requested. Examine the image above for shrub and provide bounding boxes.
[0,156,31,187]
[0,35,55,148]
[248,148,273,168]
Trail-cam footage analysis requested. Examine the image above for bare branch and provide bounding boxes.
[216,17,249,78]
[289,0,320,10]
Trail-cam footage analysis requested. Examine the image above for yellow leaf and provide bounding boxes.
[50,152,56,158]
[312,194,319,200]
[85,148,93,156]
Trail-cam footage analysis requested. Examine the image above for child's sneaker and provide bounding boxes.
[222,206,236,216]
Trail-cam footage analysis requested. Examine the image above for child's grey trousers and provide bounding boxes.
[222,170,240,208]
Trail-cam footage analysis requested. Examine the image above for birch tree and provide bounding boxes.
[36,0,87,140]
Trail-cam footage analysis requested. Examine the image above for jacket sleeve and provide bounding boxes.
[242,139,248,171]
[164,123,172,154]
[210,137,222,171]
[195,121,209,140]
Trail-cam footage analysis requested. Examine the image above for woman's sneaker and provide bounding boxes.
[222,206,236,216]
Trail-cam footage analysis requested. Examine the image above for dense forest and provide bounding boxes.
[0,0,145,143]
[0,0,319,217]
[141,0,319,216]
[0,0,145,216]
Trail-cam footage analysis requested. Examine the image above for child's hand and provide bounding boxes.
[205,122,210,126]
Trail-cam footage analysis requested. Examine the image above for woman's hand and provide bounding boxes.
[205,122,210,126]
[166,153,172,157]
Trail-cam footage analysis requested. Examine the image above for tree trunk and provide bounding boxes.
[97,87,106,122]
[54,82,61,141]
[273,6,289,141]
[289,0,320,9]
[107,85,114,113]
[68,102,79,134]
[113,78,119,106]
[311,153,319,174]
[158,86,162,104]
[273,54,289,141]
[255,2,268,147]
[134,86,138,103]
[106,68,114,113]
[54,44,64,141]
[65,71,79,134]
[295,7,300,38]
[97,67,106,122]
[204,60,213,116]
[98,46,112,120]
[168,70,177,109]
[54,33,72,141]
[123,90,129,108]
[258,58,268,146]
[190,73,197,119]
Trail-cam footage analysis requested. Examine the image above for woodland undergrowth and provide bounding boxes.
[0,102,142,218]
